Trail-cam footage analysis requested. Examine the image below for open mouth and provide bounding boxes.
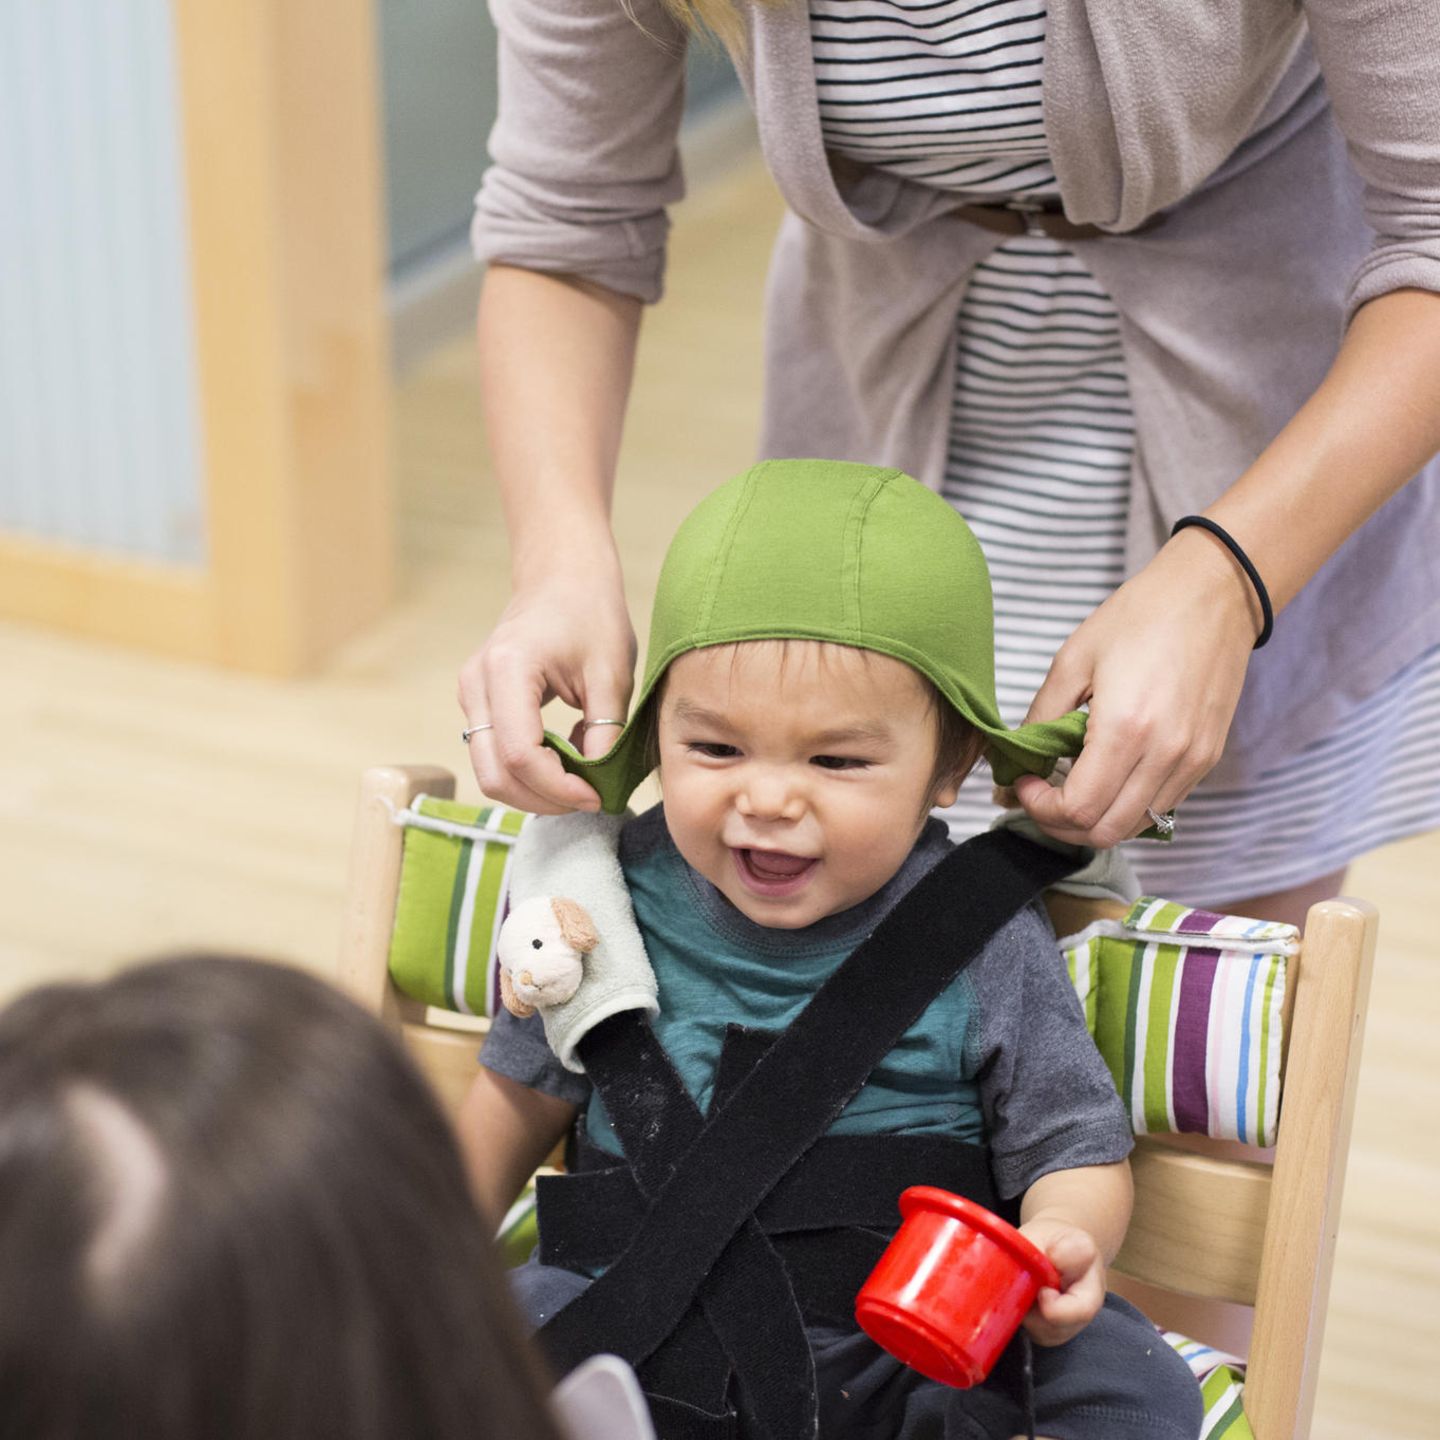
[733,847,818,897]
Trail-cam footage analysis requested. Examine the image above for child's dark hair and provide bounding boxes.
[928,684,987,799]
[0,955,567,1440]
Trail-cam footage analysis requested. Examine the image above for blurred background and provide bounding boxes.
[0,6,1434,1436]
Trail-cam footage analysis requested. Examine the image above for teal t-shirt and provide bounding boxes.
[583,807,983,1155]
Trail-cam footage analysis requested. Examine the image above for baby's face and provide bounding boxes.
[656,642,960,929]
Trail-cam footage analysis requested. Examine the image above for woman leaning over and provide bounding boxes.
[460,0,1440,925]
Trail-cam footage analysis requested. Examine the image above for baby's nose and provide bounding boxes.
[738,769,805,821]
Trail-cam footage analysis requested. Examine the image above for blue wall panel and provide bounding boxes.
[0,0,205,565]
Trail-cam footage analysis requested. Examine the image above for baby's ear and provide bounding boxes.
[930,769,962,809]
[551,897,600,953]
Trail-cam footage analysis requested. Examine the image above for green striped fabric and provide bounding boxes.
[1062,898,1295,1146]
[498,1183,541,1268]
[388,797,530,1016]
[1165,1333,1253,1439]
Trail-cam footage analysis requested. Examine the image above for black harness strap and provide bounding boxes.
[540,831,1076,1437]
[710,1024,774,1107]
[775,1227,893,1329]
[540,1133,1000,1271]
[563,1011,817,1439]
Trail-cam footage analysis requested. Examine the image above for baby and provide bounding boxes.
[463,460,1202,1440]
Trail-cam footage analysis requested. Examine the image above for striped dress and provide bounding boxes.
[811,0,1440,906]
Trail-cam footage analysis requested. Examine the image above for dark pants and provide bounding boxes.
[512,1262,1204,1440]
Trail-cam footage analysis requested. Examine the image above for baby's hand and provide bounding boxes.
[1017,1218,1105,1347]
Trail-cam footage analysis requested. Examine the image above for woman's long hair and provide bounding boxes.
[653,0,786,46]
[0,956,567,1440]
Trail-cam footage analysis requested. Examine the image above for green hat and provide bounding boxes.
[545,459,1087,813]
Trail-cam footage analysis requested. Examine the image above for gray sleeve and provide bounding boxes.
[479,1007,593,1108]
[970,902,1133,1201]
[1303,0,1440,318]
[470,0,689,303]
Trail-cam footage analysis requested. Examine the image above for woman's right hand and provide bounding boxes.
[458,558,637,814]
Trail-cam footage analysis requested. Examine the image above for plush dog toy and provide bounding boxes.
[497,895,600,1018]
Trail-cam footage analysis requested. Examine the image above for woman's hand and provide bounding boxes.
[457,557,637,815]
[1019,1218,1107,1347]
[1013,526,1263,848]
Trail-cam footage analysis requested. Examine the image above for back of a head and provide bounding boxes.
[0,956,565,1440]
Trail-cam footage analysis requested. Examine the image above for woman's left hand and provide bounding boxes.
[1013,526,1263,849]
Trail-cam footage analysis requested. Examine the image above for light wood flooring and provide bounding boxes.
[1,155,1436,1438]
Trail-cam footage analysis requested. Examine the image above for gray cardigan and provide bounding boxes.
[473,0,1440,784]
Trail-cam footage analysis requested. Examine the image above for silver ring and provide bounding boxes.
[1145,806,1176,837]
[581,718,625,731]
[461,722,495,743]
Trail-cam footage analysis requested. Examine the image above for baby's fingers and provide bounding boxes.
[1039,1274,1103,1329]
[1021,1228,1104,1347]
[1044,1227,1100,1289]
[1023,1276,1104,1348]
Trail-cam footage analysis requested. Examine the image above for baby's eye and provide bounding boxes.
[686,742,740,759]
[811,755,871,771]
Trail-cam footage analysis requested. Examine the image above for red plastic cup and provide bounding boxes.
[854,1186,1060,1388]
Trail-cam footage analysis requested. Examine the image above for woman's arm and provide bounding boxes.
[462,0,691,812]
[1017,287,1440,848]
[1209,287,1440,609]
[459,265,642,814]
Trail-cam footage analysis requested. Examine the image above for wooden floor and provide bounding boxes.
[2,155,1436,1438]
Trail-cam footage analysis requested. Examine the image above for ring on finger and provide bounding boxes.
[461,722,495,743]
[581,717,625,731]
[1144,805,1176,837]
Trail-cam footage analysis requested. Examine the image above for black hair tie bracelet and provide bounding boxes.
[1170,515,1274,649]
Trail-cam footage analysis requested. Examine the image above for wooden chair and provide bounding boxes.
[339,764,1377,1440]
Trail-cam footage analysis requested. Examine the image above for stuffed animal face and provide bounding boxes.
[496,895,599,1016]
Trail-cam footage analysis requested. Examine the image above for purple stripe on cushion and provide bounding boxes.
[1179,907,1224,936]
[1172,947,1220,1134]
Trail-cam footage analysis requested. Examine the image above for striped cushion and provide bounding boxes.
[498,1183,541,1268]
[1165,1333,1253,1439]
[1061,899,1296,1146]
[388,797,529,1016]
